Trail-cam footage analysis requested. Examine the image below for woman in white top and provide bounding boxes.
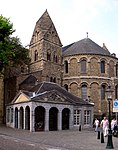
[94,118,99,131]
[101,116,109,137]
[111,118,117,130]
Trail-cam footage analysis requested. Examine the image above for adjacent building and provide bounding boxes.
[6,82,94,131]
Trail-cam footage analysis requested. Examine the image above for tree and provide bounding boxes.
[0,15,30,74]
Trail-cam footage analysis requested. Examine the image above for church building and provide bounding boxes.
[2,10,118,129]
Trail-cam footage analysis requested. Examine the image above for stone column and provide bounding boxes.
[81,108,84,127]
[23,107,26,130]
[58,109,62,130]
[30,109,35,132]
[44,108,49,131]
[13,107,15,128]
[18,109,20,129]
[69,109,74,129]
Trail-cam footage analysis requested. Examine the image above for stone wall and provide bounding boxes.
[63,54,118,116]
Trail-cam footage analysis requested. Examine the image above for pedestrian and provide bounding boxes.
[94,118,99,132]
[111,118,117,131]
[100,116,109,137]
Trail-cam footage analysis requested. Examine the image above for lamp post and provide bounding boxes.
[106,86,114,149]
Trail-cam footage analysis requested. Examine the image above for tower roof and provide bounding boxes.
[62,38,111,56]
[36,9,53,30]
[30,10,62,46]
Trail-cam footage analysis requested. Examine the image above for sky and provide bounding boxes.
[1,0,118,56]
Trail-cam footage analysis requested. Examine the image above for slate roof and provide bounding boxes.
[29,81,93,106]
[19,75,38,85]
[62,38,111,56]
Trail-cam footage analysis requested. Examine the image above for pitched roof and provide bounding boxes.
[30,81,93,106]
[19,75,38,85]
[62,38,111,56]
[30,10,62,46]
[36,9,53,30]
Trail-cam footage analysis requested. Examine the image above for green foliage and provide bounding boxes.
[0,15,14,41]
[0,15,30,74]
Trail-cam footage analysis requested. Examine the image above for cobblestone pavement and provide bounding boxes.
[0,125,118,150]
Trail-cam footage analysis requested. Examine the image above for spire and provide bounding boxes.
[36,9,52,30]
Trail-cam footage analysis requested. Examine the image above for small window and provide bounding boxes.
[101,84,106,100]
[53,77,56,83]
[80,60,86,73]
[64,84,68,91]
[53,53,56,62]
[84,110,91,125]
[74,110,81,125]
[47,51,51,61]
[55,56,58,63]
[101,61,105,73]
[50,77,53,82]
[81,84,87,100]
[34,50,38,61]
[64,60,68,73]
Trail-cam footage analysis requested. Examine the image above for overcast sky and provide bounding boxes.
[1,0,118,56]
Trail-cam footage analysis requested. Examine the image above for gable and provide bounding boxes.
[30,10,62,46]
[14,93,30,103]
[46,92,69,103]
[32,90,73,105]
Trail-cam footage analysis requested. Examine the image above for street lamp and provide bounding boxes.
[106,86,114,149]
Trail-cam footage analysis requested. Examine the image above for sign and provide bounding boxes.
[113,100,118,112]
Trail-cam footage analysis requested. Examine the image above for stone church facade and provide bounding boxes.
[1,10,118,125]
[62,39,118,117]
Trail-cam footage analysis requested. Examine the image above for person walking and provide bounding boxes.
[94,118,99,132]
[111,118,117,131]
[100,116,109,137]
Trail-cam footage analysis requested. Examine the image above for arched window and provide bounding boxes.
[64,60,68,73]
[47,51,51,61]
[64,84,68,91]
[81,84,87,100]
[80,60,86,73]
[53,52,58,63]
[34,50,38,61]
[53,77,56,83]
[53,53,56,62]
[116,64,118,77]
[100,61,105,73]
[55,56,58,63]
[115,85,118,99]
[50,77,53,82]
[101,84,106,100]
